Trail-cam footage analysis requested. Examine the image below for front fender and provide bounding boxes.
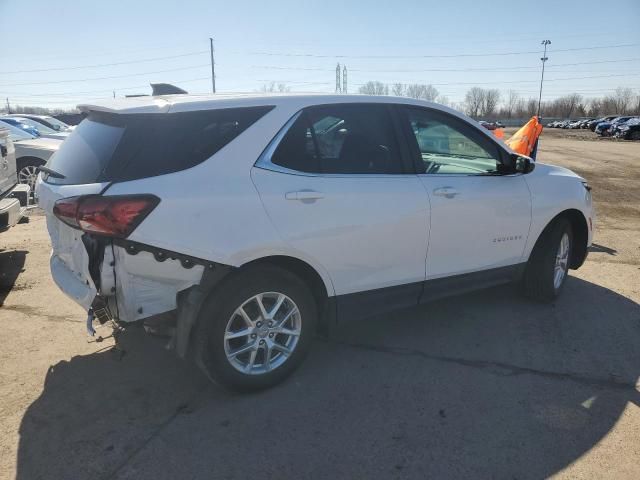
[523,163,594,261]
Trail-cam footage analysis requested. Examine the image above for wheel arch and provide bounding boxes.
[531,209,589,269]
[16,155,46,168]
[242,254,330,306]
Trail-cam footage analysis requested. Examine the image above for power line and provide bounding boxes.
[0,64,210,87]
[246,42,640,59]
[249,57,640,74]
[0,50,209,75]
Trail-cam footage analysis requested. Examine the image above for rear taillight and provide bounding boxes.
[53,195,160,238]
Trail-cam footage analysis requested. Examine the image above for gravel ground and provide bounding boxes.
[1,131,639,480]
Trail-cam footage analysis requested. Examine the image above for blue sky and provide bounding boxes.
[1,0,639,109]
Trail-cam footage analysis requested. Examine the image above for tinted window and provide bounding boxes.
[404,108,501,175]
[45,106,273,185]
[271,104,403,174]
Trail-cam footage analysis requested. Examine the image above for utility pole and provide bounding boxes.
[5,98,10,114]
[537,39,551,118]
[209,37,216,94]
[342,65,348,94]
[335,63,341,93]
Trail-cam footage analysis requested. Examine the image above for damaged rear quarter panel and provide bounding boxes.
[108,246,205,322]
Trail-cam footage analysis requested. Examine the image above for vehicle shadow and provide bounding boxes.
[589,243,618,255]
[15,276,640,479]
[0,249,27,306]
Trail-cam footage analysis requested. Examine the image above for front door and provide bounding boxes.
[399,106,532,280]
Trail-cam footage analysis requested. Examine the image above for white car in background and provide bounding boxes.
[37,94,594,391]
[8,116,70,140]
[8,113,75,132]
[2,123,62,193]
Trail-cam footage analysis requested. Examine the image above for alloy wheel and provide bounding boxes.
[553,233,570,290]
[18,165,39,192]
[223,292,301,375]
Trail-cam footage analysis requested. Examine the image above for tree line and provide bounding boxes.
[358,81,640,119]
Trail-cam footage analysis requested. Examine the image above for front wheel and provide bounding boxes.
[17,158,44,199]
[522,218,573,302]
[194,265,317,392]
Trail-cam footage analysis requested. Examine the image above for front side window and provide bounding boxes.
[271,104,404,174]
[404,107,502,175]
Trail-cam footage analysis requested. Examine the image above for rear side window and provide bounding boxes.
[271,104,404,174]
[45,106,273,185]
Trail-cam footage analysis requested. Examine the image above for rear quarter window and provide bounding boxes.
[45,106,273,185]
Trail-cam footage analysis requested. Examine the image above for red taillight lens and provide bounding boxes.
[53,196,81,229]
[53,195,160,238]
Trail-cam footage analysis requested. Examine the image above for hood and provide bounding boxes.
[13,137,63,151]
[535,162,585,182]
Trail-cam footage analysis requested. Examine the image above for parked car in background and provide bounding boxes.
[614,117,640,140]
[2,122,62,193]
[579,118,595,129]
[8,114,75,132]
[5,116,69,140]
[595,116,634,136]
[0,128,30,230]
[556,120,571,129]
[37,94,594,391]
[0,117,41,137]
[567,120,582,129]
[589,115,618,132]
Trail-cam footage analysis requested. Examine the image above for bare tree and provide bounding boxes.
[391,83,405,96]
[505,90,520,119]
[526,98,538,117]
[612,87,634,114]
[481,89,500,117]
[553,93,582,117]
[358,81,389,96]
[404,84,439,102]
[464,87,485,118]
[437,95,450,107]
[260,82,290,93]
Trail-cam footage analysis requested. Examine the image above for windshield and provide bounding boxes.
[42,116,72,131]
[13,117,57,134]
[0,122,38,141]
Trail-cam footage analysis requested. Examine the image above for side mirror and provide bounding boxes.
[512,154,535,174]
[53,125,60,131]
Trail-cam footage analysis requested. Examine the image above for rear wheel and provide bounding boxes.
[195,265,317,392]
[522,218,573,302]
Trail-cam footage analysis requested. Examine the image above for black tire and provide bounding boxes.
[194,265,317,392]
[17,157,45,197]
[522,218,573,303]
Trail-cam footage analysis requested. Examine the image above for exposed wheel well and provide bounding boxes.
[17,156,46,168]
[535,209,589,269]
[241,256,330,331]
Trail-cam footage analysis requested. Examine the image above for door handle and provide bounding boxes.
[285,190,324,201]
[432,187,459,199]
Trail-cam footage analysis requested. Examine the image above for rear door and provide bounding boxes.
[398,105,532,281]
[252,103,430,319]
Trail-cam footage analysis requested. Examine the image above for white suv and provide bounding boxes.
[37,94,594,391]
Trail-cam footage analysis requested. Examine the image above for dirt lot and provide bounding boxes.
[1,131,639,479]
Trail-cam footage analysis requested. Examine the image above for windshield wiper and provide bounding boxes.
[37,166,66,179]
